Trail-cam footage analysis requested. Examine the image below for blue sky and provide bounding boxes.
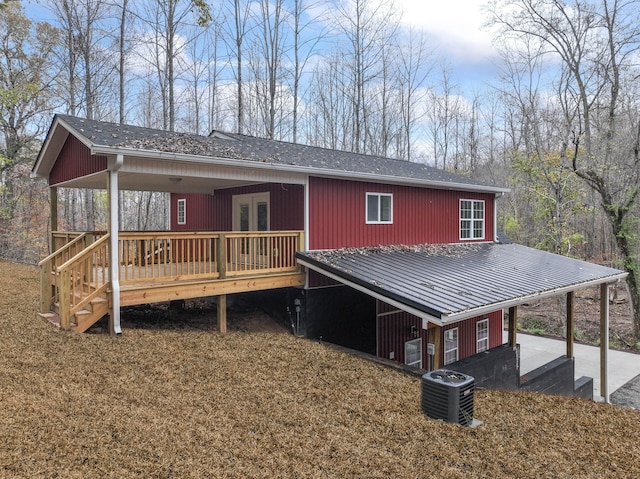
[395,0,501,89]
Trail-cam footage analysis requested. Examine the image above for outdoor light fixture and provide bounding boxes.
[169,177,182,184]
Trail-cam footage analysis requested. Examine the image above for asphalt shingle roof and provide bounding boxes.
[55,114,504,191]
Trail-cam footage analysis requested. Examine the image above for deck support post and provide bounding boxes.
[508,306,517,348]
[107,155,123,336]
[566,291,575,358]
[600,283,610,403]
[217,294,227,334]
[49,187,58,253]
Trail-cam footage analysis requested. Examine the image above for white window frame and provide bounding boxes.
[366,192,393,224]
[177,198,186,225]
[444,328,459,365]
[460,199,485,240]
[476,318,489,353]
[404,338,422,368]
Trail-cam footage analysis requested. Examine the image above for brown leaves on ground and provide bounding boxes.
[1,260,639,478]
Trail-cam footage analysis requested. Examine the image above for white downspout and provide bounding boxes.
[304,175,310,251]
[494,192,503,242]
[109,154,123,335]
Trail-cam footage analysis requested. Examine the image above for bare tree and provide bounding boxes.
[487,0,640,336]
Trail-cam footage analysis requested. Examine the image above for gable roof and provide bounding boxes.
[33,114,509,194]
[297,243,627,325]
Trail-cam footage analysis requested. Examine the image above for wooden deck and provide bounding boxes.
[39,231,306,332]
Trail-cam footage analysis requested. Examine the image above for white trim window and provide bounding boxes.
[404,338,422,368]
[460,199,484,240]
[177,198,186,225]
[444,328,458,365]
[366,193,393,224]
[476,318,489,353]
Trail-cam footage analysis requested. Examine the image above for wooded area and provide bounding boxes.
[0,0,638,336]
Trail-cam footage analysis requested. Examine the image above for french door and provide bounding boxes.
[232,193,270,266]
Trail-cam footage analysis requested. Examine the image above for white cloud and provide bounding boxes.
[395,0,498,63]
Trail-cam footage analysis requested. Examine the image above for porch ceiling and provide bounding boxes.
[296,243,628,325]
[53,170,264,194]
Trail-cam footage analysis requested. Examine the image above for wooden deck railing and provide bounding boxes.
[40,230,304,329]
[118,230,304,283]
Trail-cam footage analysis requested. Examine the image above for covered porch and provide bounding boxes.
[32,116,311,336]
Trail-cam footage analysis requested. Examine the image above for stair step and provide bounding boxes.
[38,312,61,328]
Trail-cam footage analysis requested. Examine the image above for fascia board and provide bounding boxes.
[441,272,629,324]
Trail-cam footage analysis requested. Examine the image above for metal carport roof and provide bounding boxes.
[296,243,627,326]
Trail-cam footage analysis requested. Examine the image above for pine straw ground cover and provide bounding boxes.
[1,260,640,478]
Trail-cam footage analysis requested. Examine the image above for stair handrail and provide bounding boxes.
[38,232,88,267]
[56,233,110,272]
[56,234,111,330]
[40,233,92,315]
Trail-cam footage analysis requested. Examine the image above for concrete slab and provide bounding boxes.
[505,332,640,403]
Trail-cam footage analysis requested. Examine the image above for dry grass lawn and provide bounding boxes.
[1,260,640,478]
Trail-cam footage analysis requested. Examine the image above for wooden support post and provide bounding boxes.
[49,187,58,253]
[217,294,227,334]
[566,291,575,358]
[432,325,442,370]
[600,283,609,402]
[508,306,517,348]
[217,233,226,279]
[40,258,50,314]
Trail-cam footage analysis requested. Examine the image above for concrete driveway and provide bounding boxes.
[513,332,640,404]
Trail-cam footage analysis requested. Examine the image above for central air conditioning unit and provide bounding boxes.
[421,369,475,426]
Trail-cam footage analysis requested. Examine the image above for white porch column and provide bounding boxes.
[600,283,609,403]
[108,154,123,335]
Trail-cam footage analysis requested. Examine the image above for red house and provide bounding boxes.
[32,115,626,399]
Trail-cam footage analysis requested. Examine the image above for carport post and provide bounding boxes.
[600,283,609,403]
[566,292,575,358]
[508,306,517,348]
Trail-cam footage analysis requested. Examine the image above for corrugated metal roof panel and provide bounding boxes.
[297,243,627,324]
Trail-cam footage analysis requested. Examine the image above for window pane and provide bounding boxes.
[460,200,472,219]
[239,204,249,231]
[473,202,484,219]
[367,195,379,222]
[257,202,268,231]
[473,221,483,239]
[380,195,391,222]
[461,220,471,238]
[177,199,186,224]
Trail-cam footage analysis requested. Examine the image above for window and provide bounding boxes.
[404,338,422,368]
[460,199,484,240]
[476,318,489,353]
[177,198,186,225]
[366,193,393,224]
[444,328,458,365]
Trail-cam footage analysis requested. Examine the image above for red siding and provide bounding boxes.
[376,302,504,368]
[170,184,304,231]
[49,135,107,185]
[308,176,495,249]
[376,305,430,368]
[442,311,504,364]
[171,193,216,231]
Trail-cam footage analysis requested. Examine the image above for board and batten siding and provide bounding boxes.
[308,176,495,250]
[376,301,504,368]
[170,184,304,231]
[49,135,107,185]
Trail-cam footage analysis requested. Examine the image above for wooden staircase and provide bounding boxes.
[39,293,109,333]
[39,233,111,333]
